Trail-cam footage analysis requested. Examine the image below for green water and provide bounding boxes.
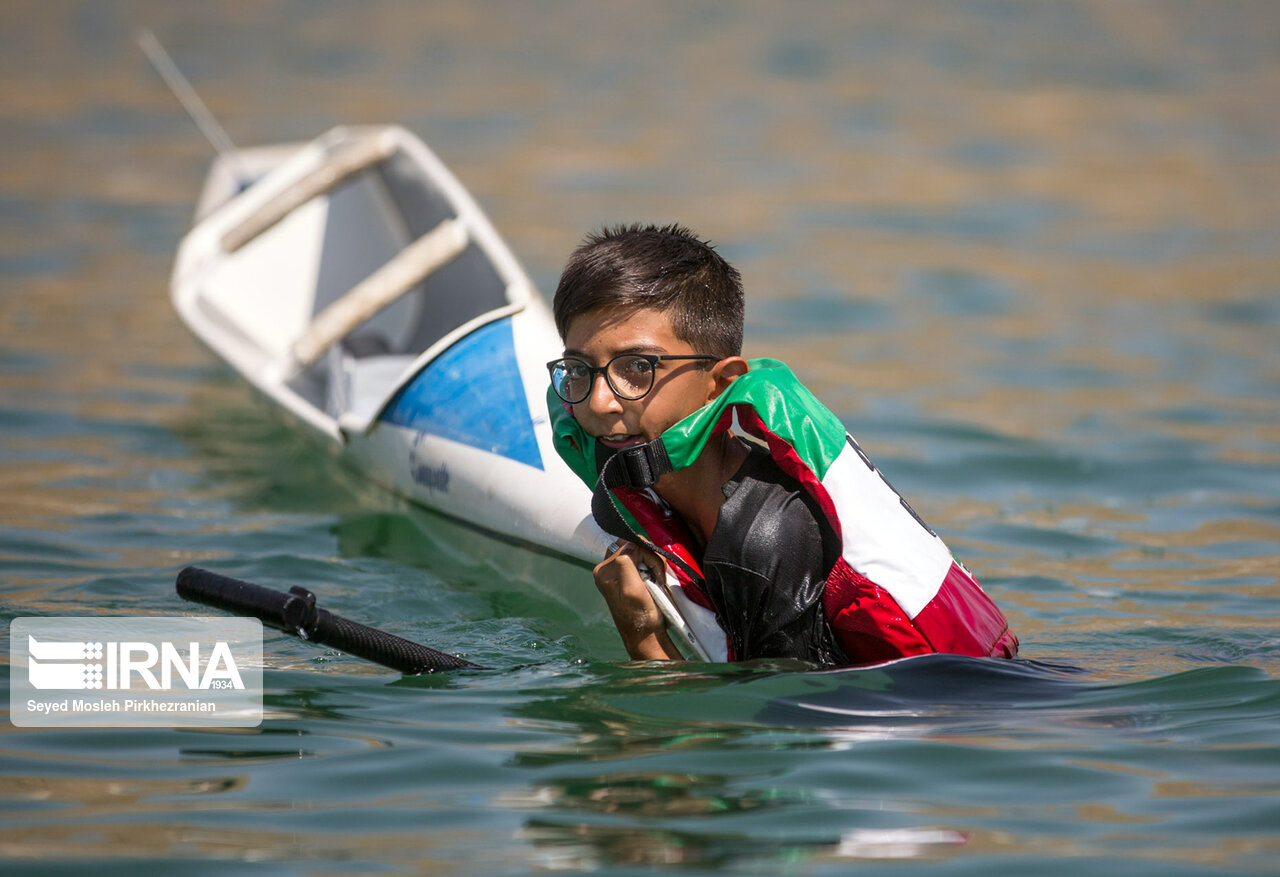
[2,1,1278,873]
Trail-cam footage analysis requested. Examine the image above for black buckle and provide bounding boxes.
[613,440,673,489]
[591,438,704,586]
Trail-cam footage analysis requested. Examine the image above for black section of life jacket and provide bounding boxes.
[701,446,847,666]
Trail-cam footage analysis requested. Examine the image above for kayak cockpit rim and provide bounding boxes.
[287,217,470,372]
[172,124,540,445]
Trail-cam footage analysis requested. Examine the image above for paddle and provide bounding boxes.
[175,566,483,673]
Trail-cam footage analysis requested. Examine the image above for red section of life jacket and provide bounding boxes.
[822,559,935,664]
[912,563,1019,658]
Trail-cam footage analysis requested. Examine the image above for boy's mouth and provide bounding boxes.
[596,433,645,450]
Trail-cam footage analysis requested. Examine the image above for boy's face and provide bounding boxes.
[562,306,741,450]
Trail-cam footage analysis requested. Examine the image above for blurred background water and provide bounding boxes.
[1,1,1278,874]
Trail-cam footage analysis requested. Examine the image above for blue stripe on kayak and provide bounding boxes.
[379,317,544,470]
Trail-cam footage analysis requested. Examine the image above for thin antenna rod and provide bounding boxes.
[138,29,241,162]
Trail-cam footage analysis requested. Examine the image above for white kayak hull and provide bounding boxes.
[171,125,610,563]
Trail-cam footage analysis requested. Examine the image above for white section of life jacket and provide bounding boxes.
[820,441,955,618]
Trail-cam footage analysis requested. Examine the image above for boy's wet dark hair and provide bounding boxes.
[552,223,745,359]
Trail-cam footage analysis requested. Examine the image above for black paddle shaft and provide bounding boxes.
[175,566,482,673]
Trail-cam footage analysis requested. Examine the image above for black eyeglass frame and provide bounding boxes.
[546,353,721,404]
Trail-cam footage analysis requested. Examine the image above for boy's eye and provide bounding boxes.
[616,356,654,378]
[608,356,655,396]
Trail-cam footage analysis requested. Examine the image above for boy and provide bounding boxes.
[547,223,1018,666]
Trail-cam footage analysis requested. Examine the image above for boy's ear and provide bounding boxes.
[708,356,749,399]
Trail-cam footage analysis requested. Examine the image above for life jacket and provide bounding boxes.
[550,358,1019,666]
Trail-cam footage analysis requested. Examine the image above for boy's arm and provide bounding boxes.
[593,542,684,661]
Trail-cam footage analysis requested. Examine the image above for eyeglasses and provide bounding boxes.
[546,353,720,404]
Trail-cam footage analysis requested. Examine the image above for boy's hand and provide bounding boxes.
[594,540,683,661]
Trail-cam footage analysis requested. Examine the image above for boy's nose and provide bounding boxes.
[585,370,625,414]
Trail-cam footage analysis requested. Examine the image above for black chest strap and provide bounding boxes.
[591,439,704,585]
